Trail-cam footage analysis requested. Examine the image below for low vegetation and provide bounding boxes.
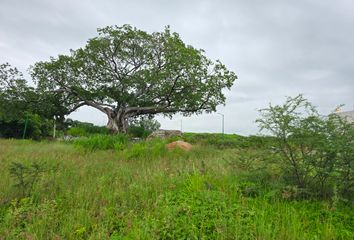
[0,96,353,239]
[72,134,129,152]
[0,134,353,239]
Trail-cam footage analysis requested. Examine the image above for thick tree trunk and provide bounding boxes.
[106,110,129,133]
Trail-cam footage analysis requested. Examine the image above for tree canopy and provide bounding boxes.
[0,63,74,139]
[0,63,28,120]
[31,25,237,133]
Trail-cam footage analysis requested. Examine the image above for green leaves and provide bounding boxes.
[9,161,57,198]
[0,62,74,139]
[0,63,28,120]
[257,95,354,199]
[31,25,237,127]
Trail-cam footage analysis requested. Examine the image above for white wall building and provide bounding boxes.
[336,110,354,123]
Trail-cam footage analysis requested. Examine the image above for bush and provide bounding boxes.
[128,118,161,138]
[0,113,52,140]
[181,133,241,148]
[256,94,354,199]
[67,121,109,137]
[73,134,128,151]
[125,139,168,160]
[9,161,57,198]
[179,133,275,149]
[127,125,151,138]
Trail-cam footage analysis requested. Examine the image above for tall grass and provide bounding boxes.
[72,134,128,151]
[180,132,276,149]
[0,139,353,239]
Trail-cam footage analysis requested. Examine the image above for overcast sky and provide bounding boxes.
[1,0,353,135]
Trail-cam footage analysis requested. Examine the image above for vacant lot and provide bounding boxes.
[0,138,353,239]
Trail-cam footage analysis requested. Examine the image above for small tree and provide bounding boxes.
[257,95,354,198]
[256,95,316,188]
[31,25,237,133]
[326,114,354,198]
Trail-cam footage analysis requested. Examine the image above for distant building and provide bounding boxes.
[335,110,354,123]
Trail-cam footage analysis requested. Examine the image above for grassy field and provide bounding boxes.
[0,138,353,239]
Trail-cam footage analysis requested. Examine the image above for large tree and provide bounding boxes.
[32,25,237,133]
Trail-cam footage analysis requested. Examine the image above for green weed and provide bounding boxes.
[0,139,352,239]
[73,134,128,152]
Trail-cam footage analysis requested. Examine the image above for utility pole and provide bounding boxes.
[180,118,183,132]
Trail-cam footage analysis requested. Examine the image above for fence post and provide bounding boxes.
[22,115,29,139]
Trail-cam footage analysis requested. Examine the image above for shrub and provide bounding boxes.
[73,134,128,151]
[179,133,275,149]
[9,161,57,197]
[125,139,167,160]
[0,113,52,140]
[128,117,161,138]
[181,133,243,148]
[127,125,150,138]
[67,121,109,137]
[256,94,354,199]
[66,127,87,137]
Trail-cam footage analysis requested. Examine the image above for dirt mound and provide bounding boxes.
[166,140,192,151]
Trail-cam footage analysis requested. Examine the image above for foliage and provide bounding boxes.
[148,173,237,239]
[0,62,72,139]
[66,120,109,137]
[2,197,60,239]
[65,118,159,138]
[257,94,354,199]
[0,113,52,140]
[124,139,170,160]
[0,63,28,121]
[0,139,353,239]
[9,161,56,198]
[128,117,161,138]
[72,134,128,151]
[31,25,237,132]
[180,132,276,149]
